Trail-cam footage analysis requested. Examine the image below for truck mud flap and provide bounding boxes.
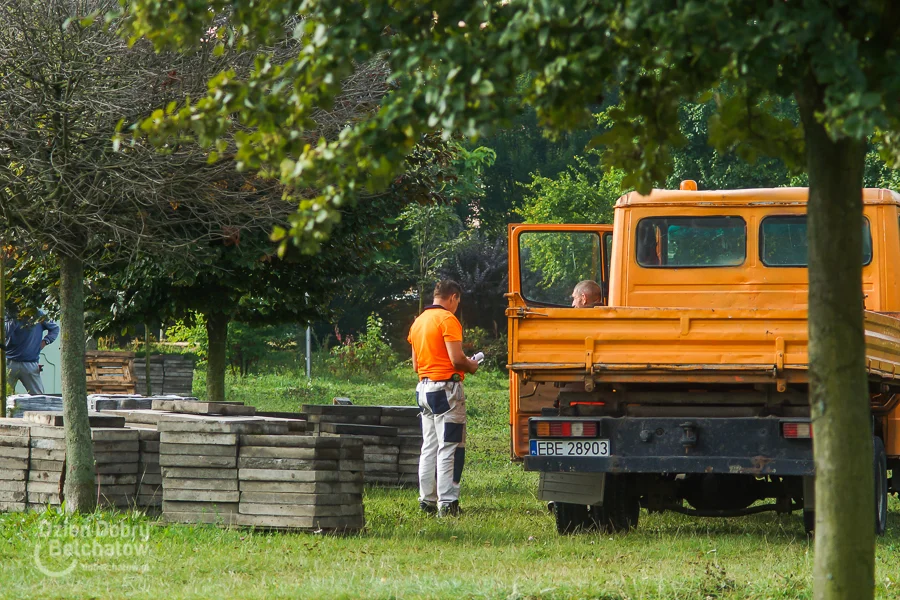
[525,417,814,476]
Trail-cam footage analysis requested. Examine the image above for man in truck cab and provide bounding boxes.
[408,280,480,517]
[571,280,603,308]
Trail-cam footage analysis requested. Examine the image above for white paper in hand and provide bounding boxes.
[472,352,485,364]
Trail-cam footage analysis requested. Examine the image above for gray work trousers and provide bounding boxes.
[7,361,45,395]
[416,379,466,506]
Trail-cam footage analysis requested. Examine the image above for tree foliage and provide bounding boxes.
[125,3,900,596]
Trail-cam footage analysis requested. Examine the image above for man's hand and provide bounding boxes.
[445,341,478,374]
[40,340,47,350]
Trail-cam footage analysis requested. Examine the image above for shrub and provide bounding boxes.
[327,314,397,378]
[463,326,508,372]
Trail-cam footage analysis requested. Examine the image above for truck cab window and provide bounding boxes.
[760,215,872,266]
[519,231,602,306]
[635,216,746,267]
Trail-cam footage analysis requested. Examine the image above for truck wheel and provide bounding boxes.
[553,502,591,534]
[875,437,888,536]
[590,475,640,534]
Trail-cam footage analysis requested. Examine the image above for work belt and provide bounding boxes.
[420,374,462,383]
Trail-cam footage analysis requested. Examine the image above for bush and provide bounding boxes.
[462,326,508,372]
[327,314,398,378]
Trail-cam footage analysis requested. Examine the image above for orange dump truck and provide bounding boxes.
[507,186,900,535]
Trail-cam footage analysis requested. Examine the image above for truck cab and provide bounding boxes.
[507,185,900,535]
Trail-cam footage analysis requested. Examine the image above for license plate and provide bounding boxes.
[529,439,610,457]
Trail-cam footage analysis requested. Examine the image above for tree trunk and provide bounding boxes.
[1,245,7,413]
[144,322,152,396]
[205,312,228,403]
[798,85,873,599]
[59,254,96,513]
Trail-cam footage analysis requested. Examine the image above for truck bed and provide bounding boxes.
[508,304,900,388]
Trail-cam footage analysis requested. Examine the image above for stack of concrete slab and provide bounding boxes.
[237,434,365,531]
[133,355,165,396]
[0,420,30,512]
[133,427,162,511]
[88,395,153,411]
[20,412,145,510]
[380,406,423,486]
[302,404,381,433]
[158,416,289,524]
[25,421,67,510]
[135,354,196,397]
[92,427,141,509]
[152,399,256,417]
[302,404,423,487]
[6,395,63,418]
[303,405,397,484]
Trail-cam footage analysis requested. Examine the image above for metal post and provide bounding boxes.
[306,325,311,380]
[304,292,311,379]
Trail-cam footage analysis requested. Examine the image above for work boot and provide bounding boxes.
[419,500,437,515]
[438,500,461,517]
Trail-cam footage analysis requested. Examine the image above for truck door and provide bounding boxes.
[506,224,613,457]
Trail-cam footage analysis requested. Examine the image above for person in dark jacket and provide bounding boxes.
[3,310,59,395]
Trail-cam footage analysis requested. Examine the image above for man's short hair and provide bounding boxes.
[434,279,462,299]
[574,280,602,300]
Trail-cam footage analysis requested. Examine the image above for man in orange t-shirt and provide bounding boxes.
[407,280,480,516]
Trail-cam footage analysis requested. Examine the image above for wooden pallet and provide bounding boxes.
[85,351,136,395]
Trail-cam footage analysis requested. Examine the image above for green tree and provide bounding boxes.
[127,3,900,595]
[519,153,622,225]
[87,192,409,402]
[0,0,282,512]
[398,202,468,314]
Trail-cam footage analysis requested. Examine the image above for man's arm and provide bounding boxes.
[445,341,478,374]
[411,349,418,373]
[41,319,60,349]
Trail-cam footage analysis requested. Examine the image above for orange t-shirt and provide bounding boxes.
[407,305,465,381]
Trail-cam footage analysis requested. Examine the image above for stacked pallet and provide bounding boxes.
[159,416,288,524]
[85,350,136,395]
[0,420,30,512]
[237,434,365,531]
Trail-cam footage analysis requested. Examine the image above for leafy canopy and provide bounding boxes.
[123,1,900,253]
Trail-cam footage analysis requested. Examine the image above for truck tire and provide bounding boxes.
[875,436,888,536]
[553,502,591,534]
[590,475,640,534]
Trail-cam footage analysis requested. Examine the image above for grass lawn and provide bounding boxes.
[2,359,899,599]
